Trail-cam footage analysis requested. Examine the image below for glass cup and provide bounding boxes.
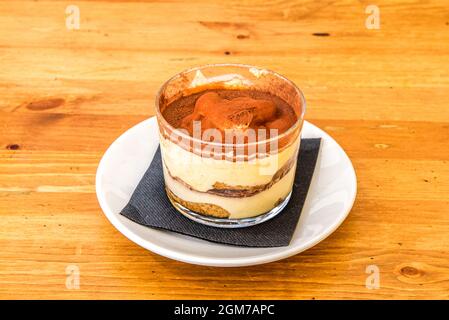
[155,64,305,228]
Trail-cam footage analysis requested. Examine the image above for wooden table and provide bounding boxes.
[1,0,448,299]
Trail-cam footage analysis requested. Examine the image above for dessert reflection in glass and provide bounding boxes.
[155,64,306,228]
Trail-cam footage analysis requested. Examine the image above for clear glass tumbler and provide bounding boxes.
[155,64,305,228]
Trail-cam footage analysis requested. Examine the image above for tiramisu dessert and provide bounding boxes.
[156,64,305,227]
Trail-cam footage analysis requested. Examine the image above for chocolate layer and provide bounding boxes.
[160,89,301,160]
[162,89,297,137]
[163,153,296,198]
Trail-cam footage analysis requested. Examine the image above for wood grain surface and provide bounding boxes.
[1,0,449,299]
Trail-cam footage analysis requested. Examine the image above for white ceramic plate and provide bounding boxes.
[96,117,357,267]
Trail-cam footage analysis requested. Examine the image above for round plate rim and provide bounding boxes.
[96,118,357,267]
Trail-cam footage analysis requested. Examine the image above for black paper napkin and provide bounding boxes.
[120,138,321,247]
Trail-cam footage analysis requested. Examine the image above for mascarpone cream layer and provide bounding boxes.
[159,135,300,192]
[163,163,296,219]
